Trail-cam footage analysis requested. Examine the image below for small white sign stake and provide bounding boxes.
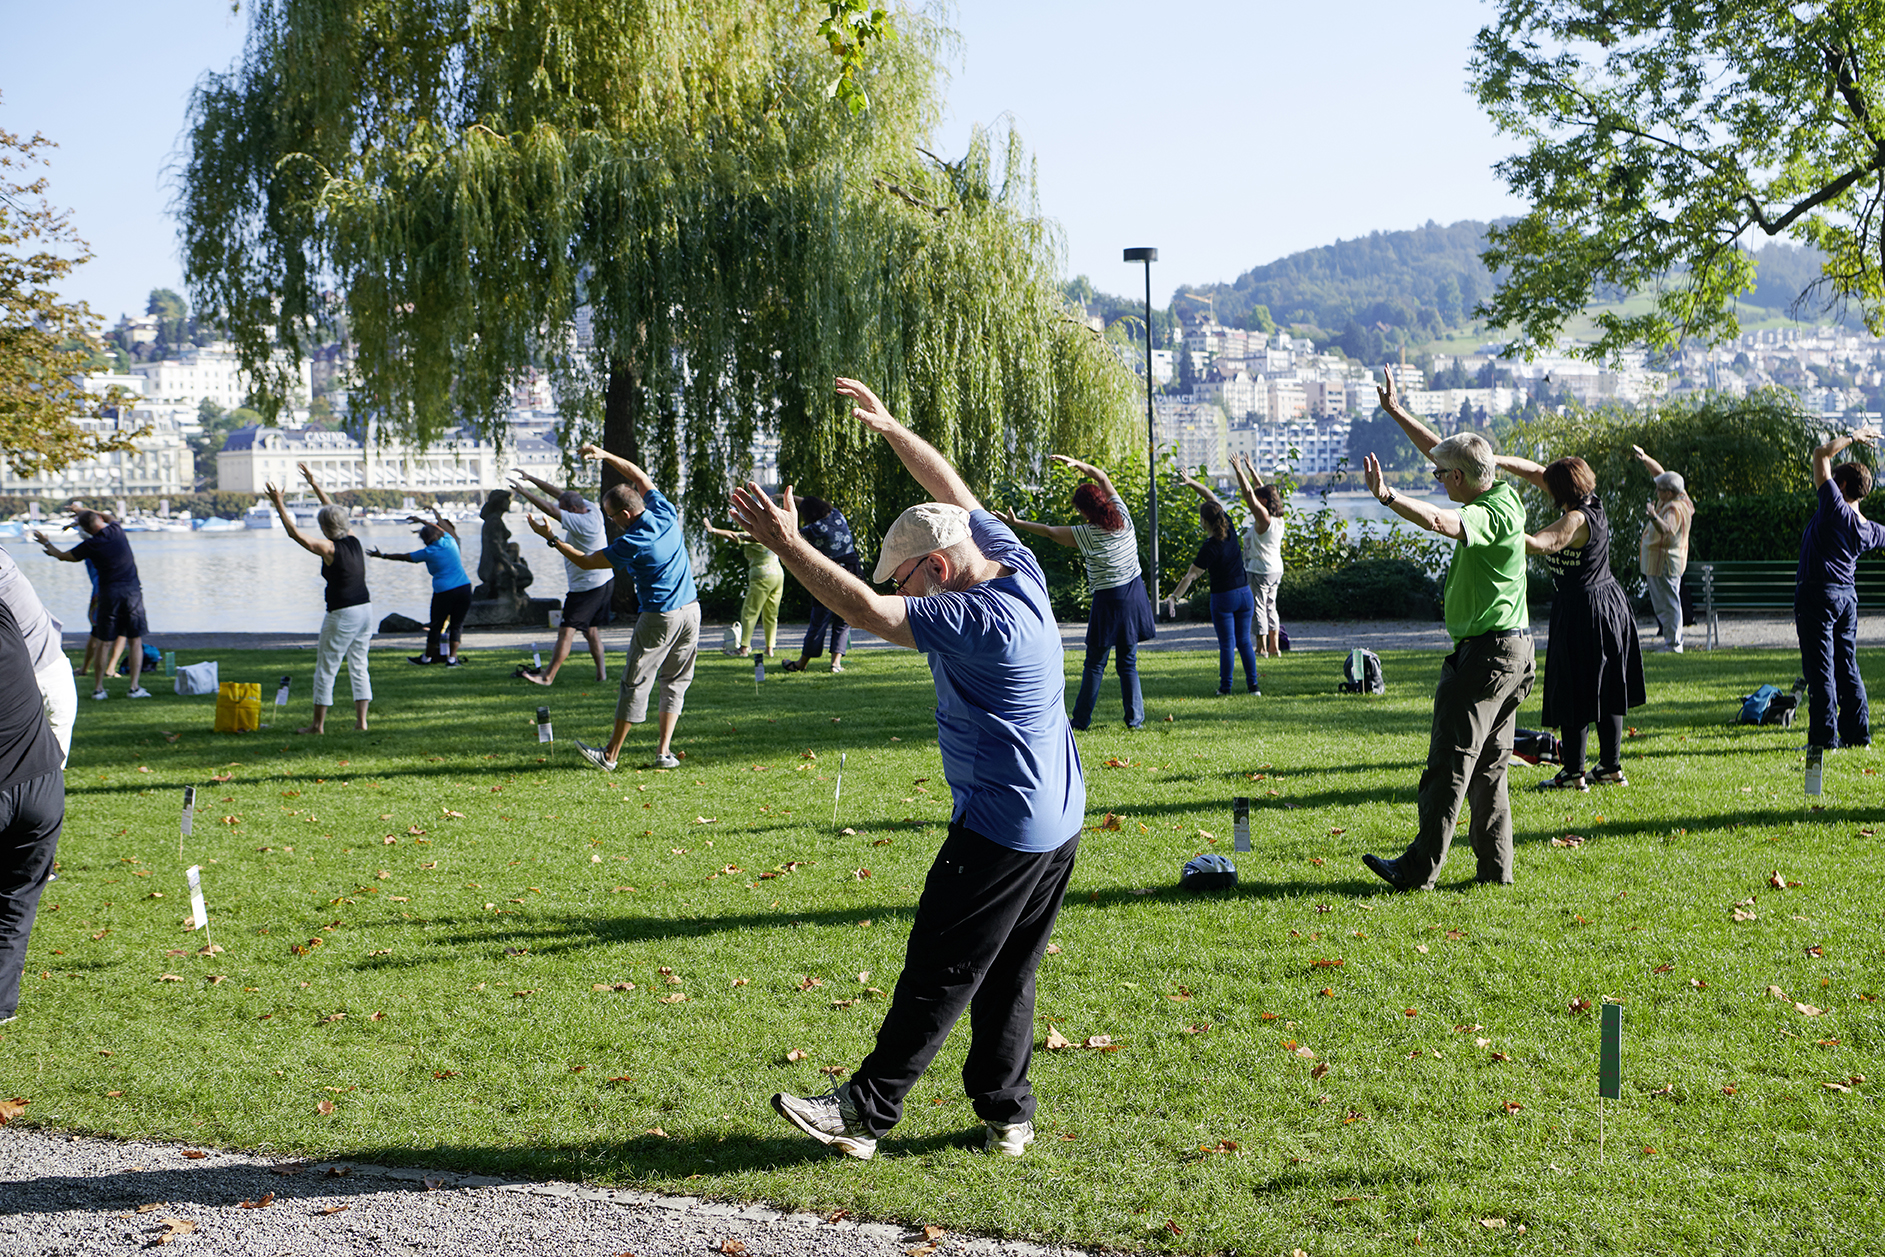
[537,706,553,745]
[833,752,846,825]
[186,864,211,953]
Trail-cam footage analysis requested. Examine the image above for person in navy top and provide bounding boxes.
[369,507,473,666]
[528,443,699,770]
[1795,424,1885,749]
[35,510,152,700]
[732,377,1085,1163]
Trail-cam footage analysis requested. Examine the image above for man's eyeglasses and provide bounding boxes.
[887,557,928,595]
[1431,467,1457,480]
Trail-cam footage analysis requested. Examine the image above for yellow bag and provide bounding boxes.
[214,682,261,733]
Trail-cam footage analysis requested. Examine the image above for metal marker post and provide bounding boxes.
[1124,247,1159,608]
[1599,1000,1623,1162]
[180,786,195,861]
[833,752,846,825]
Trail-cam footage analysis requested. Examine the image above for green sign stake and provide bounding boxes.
[1599,1001,1622,1099]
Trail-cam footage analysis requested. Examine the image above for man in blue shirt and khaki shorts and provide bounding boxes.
[731,378,1086,1161]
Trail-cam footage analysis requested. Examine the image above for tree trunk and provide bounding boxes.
[600,358,644,618]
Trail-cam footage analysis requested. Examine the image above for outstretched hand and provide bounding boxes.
[835,378,897,434]
[728,481,800,551]
[1852,425,1882,447]
[1049,453,1093,478]
[1375,368,1401,414]
[525,513,555,541]
[1630,444,1649,461]
[264,480,285,503]
[1362,453,1388,503]
[991,506,1022,528]
[577,442,604,462]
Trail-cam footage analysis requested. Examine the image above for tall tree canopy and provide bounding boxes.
[1473,1,1885,361]
[180,0,1134,540]
[1,107,135,477]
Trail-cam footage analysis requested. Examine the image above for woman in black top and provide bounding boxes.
[1505,454,1646,788]
[267,462,374,734]
[1166,495,1259,696]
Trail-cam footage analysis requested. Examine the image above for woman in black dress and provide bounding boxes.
[1504,454,1645,788]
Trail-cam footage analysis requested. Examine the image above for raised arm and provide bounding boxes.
[427,506,459,540]
[835,377,979,512]
[524,513,614,569]
[991,508,1077,548]
[705,524,755,543]
[1811,427,1881,488]
[1049,453,1119,501]
[297,462,334,507]
[578,443,654,494]
[366,545,414,562]
[1630,444,1666,479]
[1363,454,1465,541]
[268,481,335,558]
[515,469,564,496]
[1493,452,1550,493]
[1177,473,1225,508]
[1230,456,1270,530]
[728,481,917,649]
[31,530,84,562]
[1376,368,1443,457]
[508,479,560,516]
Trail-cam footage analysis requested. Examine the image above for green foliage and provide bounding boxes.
[1346,409,1430,474]
[11,645,1885,1253]
[1689,489,1885,562]
[180,0,1136,556]
[818,0,894,116]
[1472,0,1885,360]
[1278,558,1442,621]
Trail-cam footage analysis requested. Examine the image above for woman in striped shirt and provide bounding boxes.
[996,455,1156,729]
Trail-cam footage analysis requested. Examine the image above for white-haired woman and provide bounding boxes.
[267,462,372,734]
[1632,444,1693,653]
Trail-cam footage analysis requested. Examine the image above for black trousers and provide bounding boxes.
[0,770,66,1020]
[426,584,473,657]
[847,823,1080,1137]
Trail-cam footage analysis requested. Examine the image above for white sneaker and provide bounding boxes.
[653,753,681,770]
[127,687,153,699]
[91,689,107,701]
[573,738,617,771]
[771,1082,876,1159]
[984,1119,1034,1157]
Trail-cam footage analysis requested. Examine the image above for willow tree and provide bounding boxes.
[179,0,1134,542]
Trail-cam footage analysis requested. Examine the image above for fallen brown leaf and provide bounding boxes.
[180,1149,207,1160]
[1044,1027,1073,1050]
[786,1048,809,1062]
[316,1099,335,1115]
[0,1097,27,1125]
[153,1218,197,1244]
[237,1193,275,1209]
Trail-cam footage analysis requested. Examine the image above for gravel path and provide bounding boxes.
[0,1128,1097,1257]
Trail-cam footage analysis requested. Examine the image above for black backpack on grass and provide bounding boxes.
[1340,648,1384,694]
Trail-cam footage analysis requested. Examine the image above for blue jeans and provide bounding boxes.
[1209,586,1258,692]
[1795,583,1869,747]
[1071,641,1143,730]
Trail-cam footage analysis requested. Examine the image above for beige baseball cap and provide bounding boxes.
[872,502,972,582]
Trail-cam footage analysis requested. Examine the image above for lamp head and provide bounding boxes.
[1123,247,1158,263]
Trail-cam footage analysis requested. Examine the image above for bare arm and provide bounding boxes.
[991,509,1077,548]
[728,481,917,649]
[1230,456,1271,531]
[1362,455,1464,541]
[366,545,415,562]
[1167,564,1206,604]
[836,377,979,512]
[1811,427,1879,487]
[578,443,655,494]
[705,524,755,543]
[1524,510,1588,556]
[509,481,559,516]
[516,469,564,496]
[524,513,613,569]
[31,531,84,562]
[1630,444,1666,479]
[1375,369,1442,457]
[268,481,335,559]
[1493,453,1550,493]
[296,462,334,507]
[1178,473,1224,508]
[1049,453,1118,501]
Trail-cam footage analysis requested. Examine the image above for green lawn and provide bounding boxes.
[6,642,1881,1254]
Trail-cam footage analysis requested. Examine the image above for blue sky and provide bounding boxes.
[1,1,1521,322]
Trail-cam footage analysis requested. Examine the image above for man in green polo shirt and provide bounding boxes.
[1357,370,1533,890]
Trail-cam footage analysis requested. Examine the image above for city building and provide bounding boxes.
[132,341,314,414]
[217,422,566,495]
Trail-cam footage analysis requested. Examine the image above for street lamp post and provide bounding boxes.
[1122,247,1159,610]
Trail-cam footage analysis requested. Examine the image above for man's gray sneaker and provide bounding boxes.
[770,1082,876,1159]
[573,738,616,771]
[653,752,681,770]
[984,1119,1033,1157]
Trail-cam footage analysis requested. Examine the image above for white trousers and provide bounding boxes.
[35,658,77,768]
[313,604,374,707]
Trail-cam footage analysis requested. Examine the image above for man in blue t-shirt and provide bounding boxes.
[730,377,1086,1162]
[527,444,698,770]
[1795,425,1885,749]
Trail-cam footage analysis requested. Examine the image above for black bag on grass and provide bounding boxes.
[1339,648,1384,694]
[1512,728,1561,765]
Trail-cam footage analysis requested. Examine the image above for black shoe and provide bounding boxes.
[1537,769,1589,791]
[1216,687,1231,697]
[444,656,465,667]
[407,655,436,666]
[1362,853,1414,891]
[1247,684,1261,695]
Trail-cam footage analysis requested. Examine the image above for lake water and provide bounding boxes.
[5,520,571,637]
[3,492,1449,635]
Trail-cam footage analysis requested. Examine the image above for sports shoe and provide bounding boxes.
[1661,642,1684,654]
[984,1119,1034,1157]
[721,644,745,658]
[407,655,436,666]
[444,656,465,667]
[653,752,681,770]
[1537,769,1589,791]
[91,689,107,701]
[771,1083,876,1159]
[1216,687,1231,697]
[1589,766,1629,786]
[829,660,845,674]
[126,687,152,699]
[573,738,617,771]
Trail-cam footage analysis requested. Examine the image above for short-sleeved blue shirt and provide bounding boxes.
[407,533,471,593]
[905,510,1085,853]
[602,487,697,612]
[1796,478,1885,587]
